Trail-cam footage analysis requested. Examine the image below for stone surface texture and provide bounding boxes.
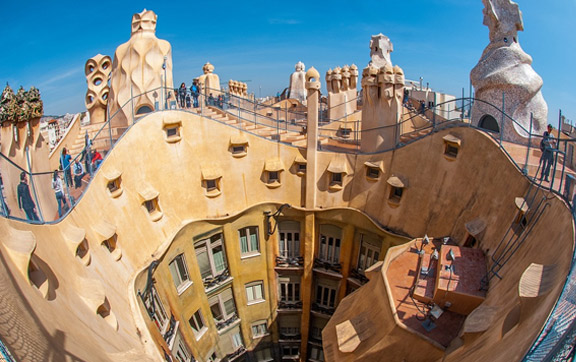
[108,9,174,127]
[85,54,111,125]
[289,61,307,105]
[470,0,548,141]
[198,62,221,97]
[369,33,393,68]
[361,37,404,153]
[326,65,358,121]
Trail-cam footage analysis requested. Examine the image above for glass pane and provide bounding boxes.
[213,246,225,273]
[224,297,236,316]
[316,286,322,304]
[247,286,255,301]
[279,233,286,256]
[295,283,300,300]
[232,332,243,348]
[211,302,223,321]
[254,284,263,300]
[250,233,258,252]
[288,284,293,300]
[329,289,336,307]
[169,260,181,285]
[280,284,286,301]
[177,256,188,280]
[196,249,212,279]
[240,235,248,253]
[322,287,328,306]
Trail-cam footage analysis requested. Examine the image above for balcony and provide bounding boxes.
[277,300,303,312]
[348,268,369,286]
[203,269,232,292]
[279,333,302,342]
[275,256,304,270]
[215,313,240,332]
[311,302,335,317]
[313,258,342,277]
[226,346,246,361]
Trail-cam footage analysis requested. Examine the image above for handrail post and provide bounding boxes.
[500,92,505,145]
[523,113,533,176]
[26,146,44,222]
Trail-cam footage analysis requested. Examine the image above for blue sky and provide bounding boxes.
[0,0,574,122]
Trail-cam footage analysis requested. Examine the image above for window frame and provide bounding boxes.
[245,281,265,305]
[169,253,192,295]
[278,276,301,303]
[315,283,337,309]
[189,309,207,340]
[357,235,381,273]
[195,233,228,284]
[239,226,260,257]
[251,320,269,339]
[171,328,193,362]
[209,289,237,329]
[318,228,341,264]
[278,222,301,259]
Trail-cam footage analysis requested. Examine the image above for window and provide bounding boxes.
[389,186,403,202]
[309,345,324,361]
[195,234,228,286]
[232,332,244,349]
[143,196,162,221]
[297,163,306,174]
[279,221,300,259]
[246,281,264,304]
[209,289,237,330]
[366,167,380,180]
[102,234,122,261]
[330,172,343,187]
[357,234,381,273]
[281,345,300,358]
[189,310,207,339]
[169,254,192,294]
[254,347,273,361]
[76,239,90,265]
[315,284,337,309]
[206,352,218,362]
[172,329,193,362]
[267,171,280,185]
[232,145,246,154]
[107,178,121,193]
[251,320,269,338]
[279,315,300,338]
[443,134,461,159]
[318,225,342,264]
[143,287,169,333]
[163,121,182,143]
[310,316,327,341]
[239,226,260,256]
[278,276,300,303]
[206,179,217,191]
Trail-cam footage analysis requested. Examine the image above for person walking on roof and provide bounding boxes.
[17,172,39,221]
[539,124,556,182]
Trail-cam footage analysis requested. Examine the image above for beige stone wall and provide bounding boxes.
[0,109,572,361]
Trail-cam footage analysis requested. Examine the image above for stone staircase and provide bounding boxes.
[199,106,314,147]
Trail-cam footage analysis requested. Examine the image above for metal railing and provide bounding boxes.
[1,85,576,360]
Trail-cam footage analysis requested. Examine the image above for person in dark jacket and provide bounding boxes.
[17,172,39,221]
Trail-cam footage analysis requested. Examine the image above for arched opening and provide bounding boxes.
[479,114,500,133]
[136,105,153,115]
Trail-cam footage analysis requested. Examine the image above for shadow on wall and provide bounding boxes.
[0,251,84,361]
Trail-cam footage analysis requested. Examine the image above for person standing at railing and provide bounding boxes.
[52,170,67,217]
[178,83,187,108]
[60,148,72,187]
[539,124,557,182]
[0,174,10,216]
[17,172,38,221]
[91,149,103,170]
[73,160,85,189]
[190,80,199,108]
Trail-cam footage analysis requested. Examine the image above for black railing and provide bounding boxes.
[202,268,231,289]
[349,268,369,285]
[279,333,302,341]
[276,256,304,267]
[311,302,335,316]
[313,258,342,274]
[278,300,303,310]
[226,346,246,361]
[215,313,239,330]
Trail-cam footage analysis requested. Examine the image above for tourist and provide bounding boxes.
[217,95,224,109]
[0,174,10,216]
[60,148,72,187]
[208,93,215,106]
[190,81,199,108]
[419,100,426,115]
[178,82,187,108]
[17,172,39,221]
[92,149,103,170]
[539,124,556,182]
[73,160,85,189]
[52,170,67,217]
